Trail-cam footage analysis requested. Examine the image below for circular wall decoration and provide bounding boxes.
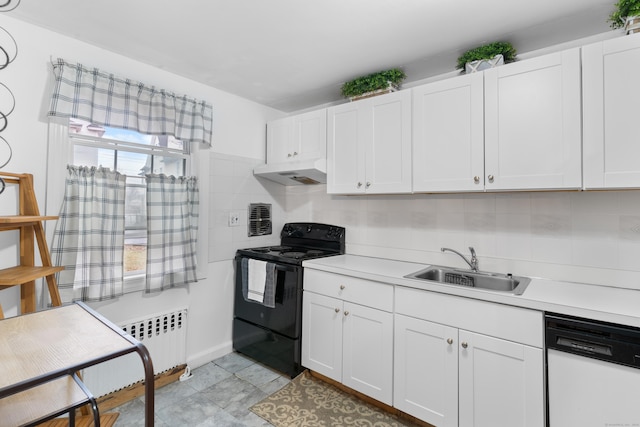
[0,0,21,12]
[0,82,15,118]
[0,26,18,69]
[0,0,19,180]
[0,135,11,169]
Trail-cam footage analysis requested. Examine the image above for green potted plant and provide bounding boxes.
[341,68,406,101]
[456,41,517,73]
[608,0,640,33]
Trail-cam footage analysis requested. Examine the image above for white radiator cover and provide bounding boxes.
[83,308,188,397]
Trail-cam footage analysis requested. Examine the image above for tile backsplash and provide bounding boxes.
[286,186,640,290]
[208,155,640,290]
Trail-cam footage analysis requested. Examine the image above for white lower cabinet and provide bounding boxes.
[302,270,394,405]
[458,330,543,427]
[394,314,458,426]
[302,292,343,381]
[302,269,545,426]
[394,287,544,427]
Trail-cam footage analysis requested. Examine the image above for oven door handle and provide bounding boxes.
[274,264,298,273]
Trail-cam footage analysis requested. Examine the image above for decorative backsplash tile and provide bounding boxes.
[207,161,640,288]
[286,186,640,288]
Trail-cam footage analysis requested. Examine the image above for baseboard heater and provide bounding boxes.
[82,308,188,397]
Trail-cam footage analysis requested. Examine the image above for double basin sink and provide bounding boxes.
[404,265,531,295]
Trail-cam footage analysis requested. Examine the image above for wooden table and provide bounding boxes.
[0,302,154,426]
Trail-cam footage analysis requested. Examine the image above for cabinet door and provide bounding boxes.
[366,90,412,194]
[266,116,293,164]
[394,314,458,427]
[342,302,393,405]
[583,35,640,188]
[484,48,582,190]
[458,331,544,427]
[294,109,327,161]
[327,102,366,194]
[301,291,343,382]
[413,73,484,192]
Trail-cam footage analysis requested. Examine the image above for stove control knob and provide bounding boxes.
[306,225,312,233]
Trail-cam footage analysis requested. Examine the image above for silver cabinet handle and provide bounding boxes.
[334,307,340,313]
[461,342,468,349]
[447,338,453,345]
[366,182,371,188]
[487,175,494,183]
[340,285,345,290]
[343,311,349,316]
[357,182,362,188]
[473,176,480,184]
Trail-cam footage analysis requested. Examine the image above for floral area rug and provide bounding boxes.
[250,371,420,427]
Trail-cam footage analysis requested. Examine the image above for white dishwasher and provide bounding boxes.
[546,313,640,427]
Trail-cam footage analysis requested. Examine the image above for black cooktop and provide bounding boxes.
[237,223,345,265]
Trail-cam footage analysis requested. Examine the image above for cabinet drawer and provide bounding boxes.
[304,269,393,312]
[395,287,543,348]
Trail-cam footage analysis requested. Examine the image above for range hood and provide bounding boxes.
[253,158,326,186]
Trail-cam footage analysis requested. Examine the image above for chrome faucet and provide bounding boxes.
[441,247,479,272]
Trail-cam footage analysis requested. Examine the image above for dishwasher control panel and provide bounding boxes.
[545,313,640,368]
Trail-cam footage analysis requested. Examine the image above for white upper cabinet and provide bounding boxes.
[412,48,582,193]
[327,102,366,194]
[583,34,640,189]
[484,48,582,191]
[266,109,326,164]
[327,90,412,194]
[412,73,484,192]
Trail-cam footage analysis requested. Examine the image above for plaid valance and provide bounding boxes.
[48,59,213,146]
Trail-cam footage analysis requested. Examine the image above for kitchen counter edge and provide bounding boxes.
[303,254,640,328]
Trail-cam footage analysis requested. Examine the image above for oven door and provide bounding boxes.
[233,255,302,339]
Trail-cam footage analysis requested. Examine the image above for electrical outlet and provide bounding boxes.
[228,211,241,227]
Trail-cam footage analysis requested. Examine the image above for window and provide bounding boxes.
[67,118,190,290]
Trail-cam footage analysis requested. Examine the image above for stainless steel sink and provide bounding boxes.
[404,265,531,295]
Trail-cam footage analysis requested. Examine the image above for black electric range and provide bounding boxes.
[236,222,345,264]
[233,222,345,377]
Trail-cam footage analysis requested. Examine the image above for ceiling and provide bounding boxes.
[8,0,616,112]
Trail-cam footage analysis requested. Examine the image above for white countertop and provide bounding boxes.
[303,254,640,328]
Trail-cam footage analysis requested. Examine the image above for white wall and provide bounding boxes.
[208,152,286,263]
[0,14,284,367]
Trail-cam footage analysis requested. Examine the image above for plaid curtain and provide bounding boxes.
[145,174,199,293]
[47,59,213,146]
[51,166,126,302]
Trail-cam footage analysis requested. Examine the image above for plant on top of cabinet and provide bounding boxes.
[456,41,517,73]
[340,68,406,101]
[609,0,640,33]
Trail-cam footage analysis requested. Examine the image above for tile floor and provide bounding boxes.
[112,352,290,426]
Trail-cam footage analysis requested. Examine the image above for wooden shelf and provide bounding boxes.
[0,216,58,232]
[0,173,63,312]
[0,266,65,288]
[0,215,59,224]
[0,376,91,427]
